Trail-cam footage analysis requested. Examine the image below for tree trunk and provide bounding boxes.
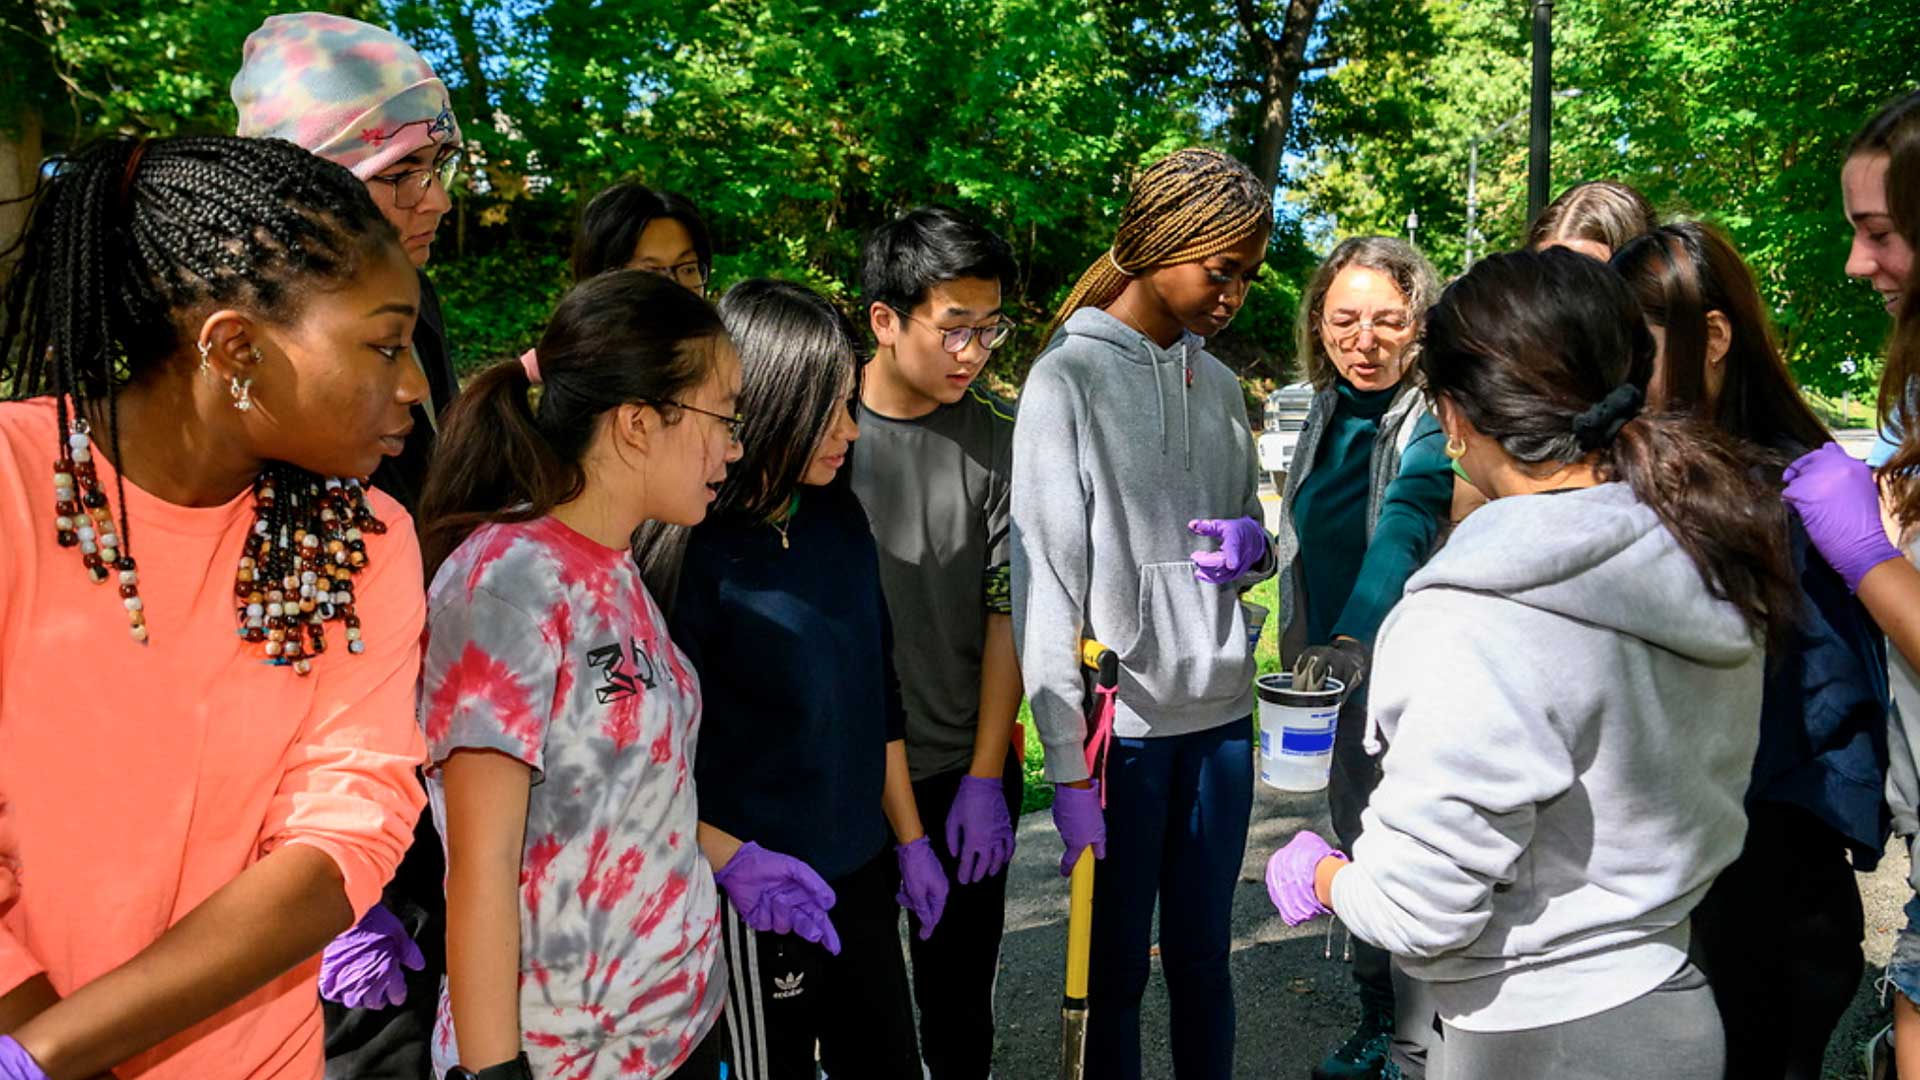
[446,1,494,135]
[1236,0,1325,192]
[0,107,43,276]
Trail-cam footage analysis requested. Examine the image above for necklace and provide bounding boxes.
[769,492,801,550]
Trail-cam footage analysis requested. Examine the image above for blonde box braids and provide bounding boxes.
[1044,148,1272,342]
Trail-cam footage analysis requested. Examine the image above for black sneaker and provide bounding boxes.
[1312,1006,1394,1080]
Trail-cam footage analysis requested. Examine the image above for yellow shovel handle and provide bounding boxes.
[1064,846,1095,998]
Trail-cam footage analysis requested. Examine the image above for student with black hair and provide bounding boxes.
[851,205,1020,1078]
[0,134,428,1080]
[571,182,714,293]
[517,182,714,387]
[1013,147,1274,1079]
[1613,221,1886,1080]
[416,272,743,1080]
[1269,248,1793,1078]
[639,279,942,1080]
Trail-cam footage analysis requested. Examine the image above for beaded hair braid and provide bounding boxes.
[1043,148,1272,342]
[0,135,399,672]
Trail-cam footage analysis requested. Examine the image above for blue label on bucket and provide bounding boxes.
[1280,725,1335,755]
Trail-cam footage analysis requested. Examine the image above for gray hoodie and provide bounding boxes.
[1882,539,1920,890]
[1011,308,1270,783]
[1329,482,1763,1032]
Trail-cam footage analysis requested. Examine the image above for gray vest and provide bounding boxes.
[1274,382,1431,662]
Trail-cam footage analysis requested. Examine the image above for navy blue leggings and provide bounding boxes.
[1086,718,1254,1080]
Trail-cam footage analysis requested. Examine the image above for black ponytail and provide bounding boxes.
[1421,248,1796,652]
[418,270,725,577]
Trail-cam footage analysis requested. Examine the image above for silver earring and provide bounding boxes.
[230,375,254,412]
[197,340,212,375]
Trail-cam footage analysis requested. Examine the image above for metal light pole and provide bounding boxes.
[1406,209,1419,248]
[1527,0,1555,223]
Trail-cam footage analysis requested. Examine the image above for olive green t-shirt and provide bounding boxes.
[850,388,1015,781]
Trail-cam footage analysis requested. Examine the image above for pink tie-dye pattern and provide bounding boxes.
[522,833,565,917]
[423,643,543,757]
[424,517,719,1079]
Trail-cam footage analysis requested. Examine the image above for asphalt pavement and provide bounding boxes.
[983,783,1908,1080]
[987,426,1900,1079]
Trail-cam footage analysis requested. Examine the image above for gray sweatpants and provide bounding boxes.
[1431,964,1723,1080]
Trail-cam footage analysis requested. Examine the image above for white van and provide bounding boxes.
[1257,382,1315,489]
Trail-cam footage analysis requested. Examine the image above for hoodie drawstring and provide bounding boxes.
[1143,336,1194,471]
[1180,342,1192,472]
[1152,344,1168,455]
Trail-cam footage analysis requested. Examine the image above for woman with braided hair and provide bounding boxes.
[0,135,430,1079]
[1011,147,1274,1078]
[1267,248,1794,1078]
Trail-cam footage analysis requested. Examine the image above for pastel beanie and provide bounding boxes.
[232,12,462,181]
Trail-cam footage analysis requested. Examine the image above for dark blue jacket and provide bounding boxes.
[1750,511,1890,868]
[672,483,906,883]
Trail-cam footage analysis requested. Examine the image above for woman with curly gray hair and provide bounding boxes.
[1274,235,1451,1080]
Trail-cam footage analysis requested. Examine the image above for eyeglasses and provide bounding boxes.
[647,399,745,444]
[1321,310,1413,345]
[368,144,464,210]
[893,309,1014,354]
[635,260,709,293]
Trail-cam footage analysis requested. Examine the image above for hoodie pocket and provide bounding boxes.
[1124,561,1255,708]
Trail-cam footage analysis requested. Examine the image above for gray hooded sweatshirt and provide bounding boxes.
[1882,539,1920,890]
[1330,482,1763,1032]
[1011,308,1271,783]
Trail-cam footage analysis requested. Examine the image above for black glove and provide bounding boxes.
[1291,637,1369,694]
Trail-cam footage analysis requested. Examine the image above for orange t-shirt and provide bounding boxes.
[0,398,428,1079]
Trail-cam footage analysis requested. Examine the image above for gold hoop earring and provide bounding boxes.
[1444,436,1467,460]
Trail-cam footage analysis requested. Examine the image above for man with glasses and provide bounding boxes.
[232,14,466,1080]
[850,206,1021,1079]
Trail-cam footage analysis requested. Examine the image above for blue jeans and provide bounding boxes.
[1086,718,1253,1080]
[1888,893,1920,1003]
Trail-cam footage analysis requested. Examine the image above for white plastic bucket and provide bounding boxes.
[1256,672,1344,792]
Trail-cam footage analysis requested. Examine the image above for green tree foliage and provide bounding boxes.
[1295,0,1920,397]
[8,0,1916,404]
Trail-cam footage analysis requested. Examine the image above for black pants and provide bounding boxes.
[719,848,920,1080]
[1327,686,1393,1014]
[1691,802,1865,1080]
[324,797,445,1080]
[905,750,1022,1079]
[666,1020,731,1080]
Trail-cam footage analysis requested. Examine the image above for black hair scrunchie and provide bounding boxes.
[1571,383,1644,451]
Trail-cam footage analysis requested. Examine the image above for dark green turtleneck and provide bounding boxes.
[1294,382,1452,647]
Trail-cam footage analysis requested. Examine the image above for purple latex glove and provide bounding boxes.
[1188,517,1271,585]
[945,774,1016,885]
[1265,830,1348,927]
[715,841,842,955]
[895,836,951,939]
[1783,442,1902,592]
[0,1038,46,1080]
[1051,782,1107,877]
[318,901,424,1010]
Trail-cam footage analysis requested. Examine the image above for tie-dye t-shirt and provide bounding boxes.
[421,516,723,1079]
